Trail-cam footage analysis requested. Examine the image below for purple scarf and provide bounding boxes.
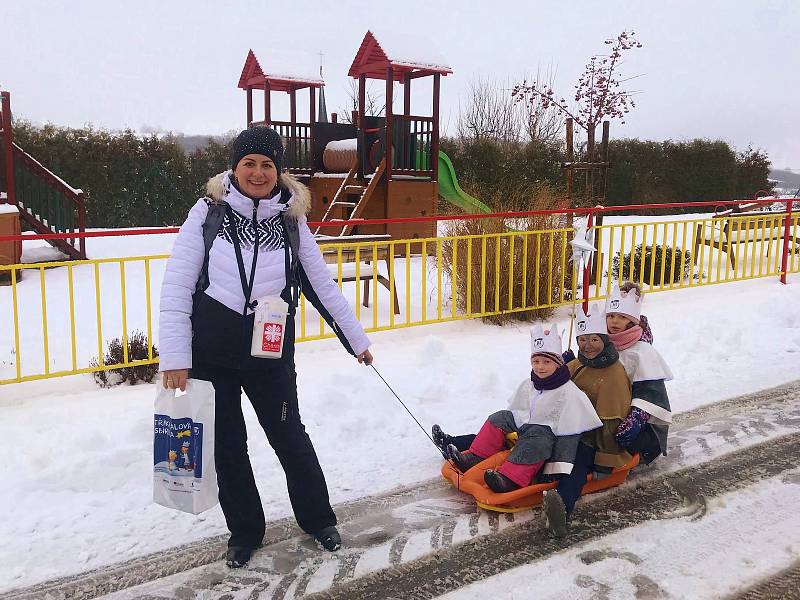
[531,364,572,391]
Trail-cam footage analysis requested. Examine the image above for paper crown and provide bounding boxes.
[575,303,607,336]
[605,284,642,323]
[181,440,190,447]
[530,323,563,356]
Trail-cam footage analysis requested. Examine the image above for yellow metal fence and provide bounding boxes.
[1,212,797,385]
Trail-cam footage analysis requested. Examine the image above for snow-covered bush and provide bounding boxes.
[611,244,692,286]
[91,330,159,388]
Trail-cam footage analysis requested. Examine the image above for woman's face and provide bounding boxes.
[577,334,605,359]
[606,313,634,334]
[234,154,278,199]
[530,355,559,378]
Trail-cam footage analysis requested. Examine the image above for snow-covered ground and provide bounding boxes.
[439,471,800,600]
[1,271,798,592]
[1,218,799,593]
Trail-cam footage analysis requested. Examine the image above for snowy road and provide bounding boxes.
[8,380,799,600]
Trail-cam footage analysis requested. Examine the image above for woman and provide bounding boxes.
[159,127,373,568]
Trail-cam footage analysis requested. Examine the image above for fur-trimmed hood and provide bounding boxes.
[205,171,311,219]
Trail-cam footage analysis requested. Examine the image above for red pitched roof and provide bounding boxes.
[238,49,324,92]
[348,30,452,80]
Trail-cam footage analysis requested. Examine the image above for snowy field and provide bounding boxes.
[0,217,799,593]
[0,272,798,592]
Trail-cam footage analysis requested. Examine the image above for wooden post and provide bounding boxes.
[332,112,338,123]
[565,118,574,205]
[385,67,393,180]
[358,75,366,129]
[77,191,87,259]
[403,73,411,116]
[1,91,16,206]
[587,121,596,203]
[246,87,253,126]
[290,88,297,170]
[310,87,316,125]
[432,73,440,180]
[600,121,610,202]
[263,82,271,124]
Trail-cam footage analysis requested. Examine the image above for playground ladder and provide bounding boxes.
[0,92,86,260]
[314,157,386,237]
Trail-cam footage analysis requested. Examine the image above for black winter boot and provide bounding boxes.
[447,444,483,473]
[226,546,255,568]
[542,490,568,538]
[432,424,453,453]
[314,525,342,552]
[484,469,521,493]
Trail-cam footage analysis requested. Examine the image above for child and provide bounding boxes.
[605,282,673,464]
[447,324,602,493]
[542,304,634,537]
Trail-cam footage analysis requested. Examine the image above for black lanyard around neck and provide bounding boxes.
[227,202,260,316]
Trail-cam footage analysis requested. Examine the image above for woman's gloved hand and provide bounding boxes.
[615,407,650,446]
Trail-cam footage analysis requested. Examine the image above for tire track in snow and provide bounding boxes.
[303,432,800,600]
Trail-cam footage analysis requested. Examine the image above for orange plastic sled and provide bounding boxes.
[441,450,640,513]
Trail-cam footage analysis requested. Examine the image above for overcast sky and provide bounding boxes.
[1,1,797,169]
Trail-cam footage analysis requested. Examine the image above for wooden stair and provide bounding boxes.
[1,91,86,260]
[314,157,386,237]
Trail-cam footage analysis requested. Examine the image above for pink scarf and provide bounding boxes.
[609,325,643,350]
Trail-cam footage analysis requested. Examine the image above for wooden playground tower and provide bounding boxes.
[237,31,452,242]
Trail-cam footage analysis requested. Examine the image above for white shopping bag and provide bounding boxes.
[153,379,218,514]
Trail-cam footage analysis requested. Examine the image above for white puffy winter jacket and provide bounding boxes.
[158,171,371,371]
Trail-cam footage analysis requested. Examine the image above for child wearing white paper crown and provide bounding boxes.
[447,324,602,493]
[605,282,673,464]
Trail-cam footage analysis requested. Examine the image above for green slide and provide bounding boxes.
[436,151,492,213]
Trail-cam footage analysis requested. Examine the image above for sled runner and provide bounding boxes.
[441,448,640,513]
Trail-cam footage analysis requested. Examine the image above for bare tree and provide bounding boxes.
[457,77,521,143]
[339,78,385,124]
[514,65,562,144]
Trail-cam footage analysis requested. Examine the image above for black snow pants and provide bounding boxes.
[191,360,336,548]
[555,441,596,518]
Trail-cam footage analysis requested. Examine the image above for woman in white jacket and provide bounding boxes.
[159,127,373,567]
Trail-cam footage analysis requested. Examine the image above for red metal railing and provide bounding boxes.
[0,197,796,283]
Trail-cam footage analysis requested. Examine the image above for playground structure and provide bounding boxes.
[238,31,490,245]
[0,91,86,261]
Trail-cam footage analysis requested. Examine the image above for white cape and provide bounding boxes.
[506,378,602,436]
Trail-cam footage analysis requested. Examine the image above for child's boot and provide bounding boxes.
[447,444,483,472]
[542,490,568,538]
[484,469,521,493]
[432,424,453,453]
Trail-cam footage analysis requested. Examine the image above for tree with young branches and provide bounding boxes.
[512,30,642,137]
[339,78,385,123]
